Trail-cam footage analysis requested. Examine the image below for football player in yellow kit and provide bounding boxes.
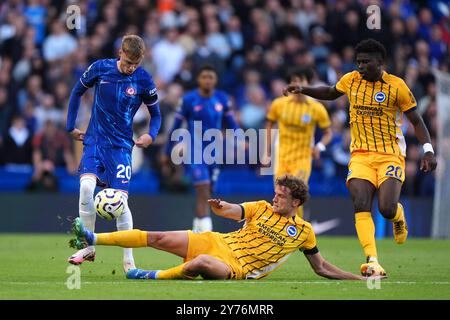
[265,67,332,218]
[284,39,437,277]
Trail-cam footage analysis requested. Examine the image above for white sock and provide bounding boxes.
[193,216,213,232]
[79,176,97,250]
[116,193,134,262]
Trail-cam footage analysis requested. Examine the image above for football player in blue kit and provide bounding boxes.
[66,35,161,272]
[162,65,239,232]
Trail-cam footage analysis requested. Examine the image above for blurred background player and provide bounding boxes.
[162,65,239,232]
[265,67,332,218]
[70,174,370,281]
[284,39,437,276]
[66,35,161,272]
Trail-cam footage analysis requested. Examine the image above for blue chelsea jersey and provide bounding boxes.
[80,58,158,150]
[179,89,232,133]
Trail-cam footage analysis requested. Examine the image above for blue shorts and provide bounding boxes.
[79,145,132,192]
[187,164,220,186]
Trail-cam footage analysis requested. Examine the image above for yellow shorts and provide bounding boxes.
[186,231,245,280]
[346,151,405,188]
[275,160,312,184]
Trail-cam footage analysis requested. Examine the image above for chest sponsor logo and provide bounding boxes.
[374,92,386,103]
[194,105,203,112]
[353,105,384,116]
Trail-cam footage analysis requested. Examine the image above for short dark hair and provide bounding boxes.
[197,64,217,77]
[275,174,310,205]
[355,38,387,61]
[286,67,314,83]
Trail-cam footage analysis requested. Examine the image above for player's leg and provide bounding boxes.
[116,192,135,272]
[378,178,408,244]
[68,174,97,264]
[191,164,213,232]
[182,254,231,279]
[348,178,386,276]
[129,231,232,280]
[294,166,310,219]
[68,145,101,265]
[193,183,212,231]
[72,218,189,257]
[127,255,231,280]
[348,178,377,259]
[106,147,136,272]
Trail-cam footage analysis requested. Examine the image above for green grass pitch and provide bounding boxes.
[1,234,450,300]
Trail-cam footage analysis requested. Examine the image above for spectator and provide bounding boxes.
[2,115,32,165]
[22,0,47,45]
[42,20,78,63]
[33,93,63,131]
[238,85,268,130]
[31,119,76,187]
[0,1,446,195]
[0,86,12,135]
[152,27,186,86]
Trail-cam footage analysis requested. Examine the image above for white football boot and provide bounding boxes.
[68,246,96,265]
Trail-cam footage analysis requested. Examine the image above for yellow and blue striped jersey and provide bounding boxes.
[335,70,416,157]
[220,200,316,279]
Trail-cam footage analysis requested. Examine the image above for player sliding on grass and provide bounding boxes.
[284,39,437,277]
[66,35,161,272]
[70,174,376,281]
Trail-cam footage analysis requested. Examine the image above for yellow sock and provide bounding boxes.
[355,212,377,260]
[96,230,148,247]
[296,206,304,219]
[390,203,404,222]
[156,263,195,280]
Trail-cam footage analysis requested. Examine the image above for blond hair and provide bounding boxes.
[121,35,145,61]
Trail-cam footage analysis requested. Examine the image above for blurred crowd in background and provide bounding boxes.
[0,0,448,196]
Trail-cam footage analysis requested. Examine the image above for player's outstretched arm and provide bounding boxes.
[304,251,366,280]
[208,199,243,221]
[283,84,343,100]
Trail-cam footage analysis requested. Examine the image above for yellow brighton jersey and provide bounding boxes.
[220,200,316,279]
[267,96,330,165]
[335,71,416,157]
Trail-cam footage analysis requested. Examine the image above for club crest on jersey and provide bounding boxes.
[286,225,298,237]
[215,103,223,112]
[125,86,136,96]
[374,92,386,103]
[301,114,311,124]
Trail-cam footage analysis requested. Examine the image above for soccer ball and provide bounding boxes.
[94,188,125,220]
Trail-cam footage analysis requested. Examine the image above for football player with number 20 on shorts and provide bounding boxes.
[284,39,437,277]
[66,35,161,272]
